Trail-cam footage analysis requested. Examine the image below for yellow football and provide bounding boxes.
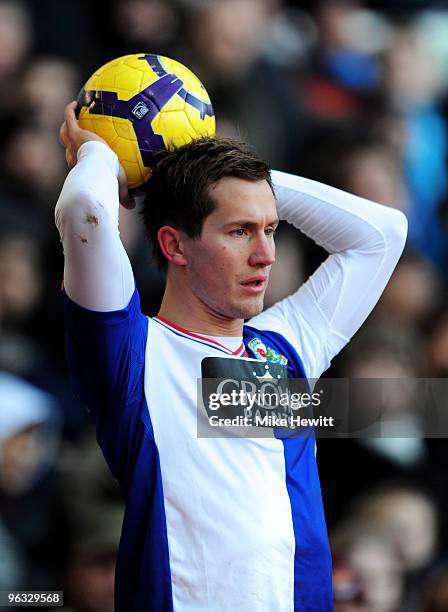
[77,54,215,189]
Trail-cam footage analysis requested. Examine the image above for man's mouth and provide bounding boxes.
[240,276,267,293]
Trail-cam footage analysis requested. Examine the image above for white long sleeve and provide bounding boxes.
[248,170,408,379]
[54,141,135,311]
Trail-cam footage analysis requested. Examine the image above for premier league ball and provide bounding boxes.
[76,53,216,188]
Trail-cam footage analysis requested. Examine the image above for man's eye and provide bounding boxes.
[232,228,247,237]
[265,228,277,237]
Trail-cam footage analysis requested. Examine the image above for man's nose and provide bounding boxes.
[248,235,275,267]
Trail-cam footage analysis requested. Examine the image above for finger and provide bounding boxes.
[59,121,68,147]
[65,148,76,169]
[117,164,135,209]
[119,181,135,209]
[64,100,79,132]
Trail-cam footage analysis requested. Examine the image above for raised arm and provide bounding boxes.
[55,103,149,482]
[249,170,408,379]
[55,101,135,311]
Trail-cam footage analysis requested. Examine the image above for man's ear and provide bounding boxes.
[158,226,188,266]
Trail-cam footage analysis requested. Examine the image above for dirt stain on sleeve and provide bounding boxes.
[85,214,99,226]
[74,233,88,243]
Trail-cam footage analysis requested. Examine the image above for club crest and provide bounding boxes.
[248,337,288,365]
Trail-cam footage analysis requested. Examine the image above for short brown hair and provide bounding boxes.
[140,137,273,269]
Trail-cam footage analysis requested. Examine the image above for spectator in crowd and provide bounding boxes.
[0,1,32,122]
[186,0,301,168]
[1,124,67,208]
[21,57,81,131]
[354,485,438,604]
[317,319,427,526]
[59,505,123,612]
[382,25,448,273]
[0,230,87,438]
[112,0,182,58]
[331,519,404,612]
[333,483,438,610]
[0,372,65,588]
[377,251,441,328]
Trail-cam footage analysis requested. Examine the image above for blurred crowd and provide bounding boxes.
[1,0,448,610]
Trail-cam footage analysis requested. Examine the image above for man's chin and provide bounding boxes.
[230,295,265,320]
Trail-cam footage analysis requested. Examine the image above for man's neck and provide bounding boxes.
[158,277,244,337]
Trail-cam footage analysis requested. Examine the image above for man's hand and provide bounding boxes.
[59,101,135,209]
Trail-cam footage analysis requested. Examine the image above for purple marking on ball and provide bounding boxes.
[139,54,214,119]
[183,91,214,120]
[79,73,185,167]
[139,54,166,78]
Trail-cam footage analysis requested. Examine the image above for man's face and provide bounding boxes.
[182,176,278,320]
